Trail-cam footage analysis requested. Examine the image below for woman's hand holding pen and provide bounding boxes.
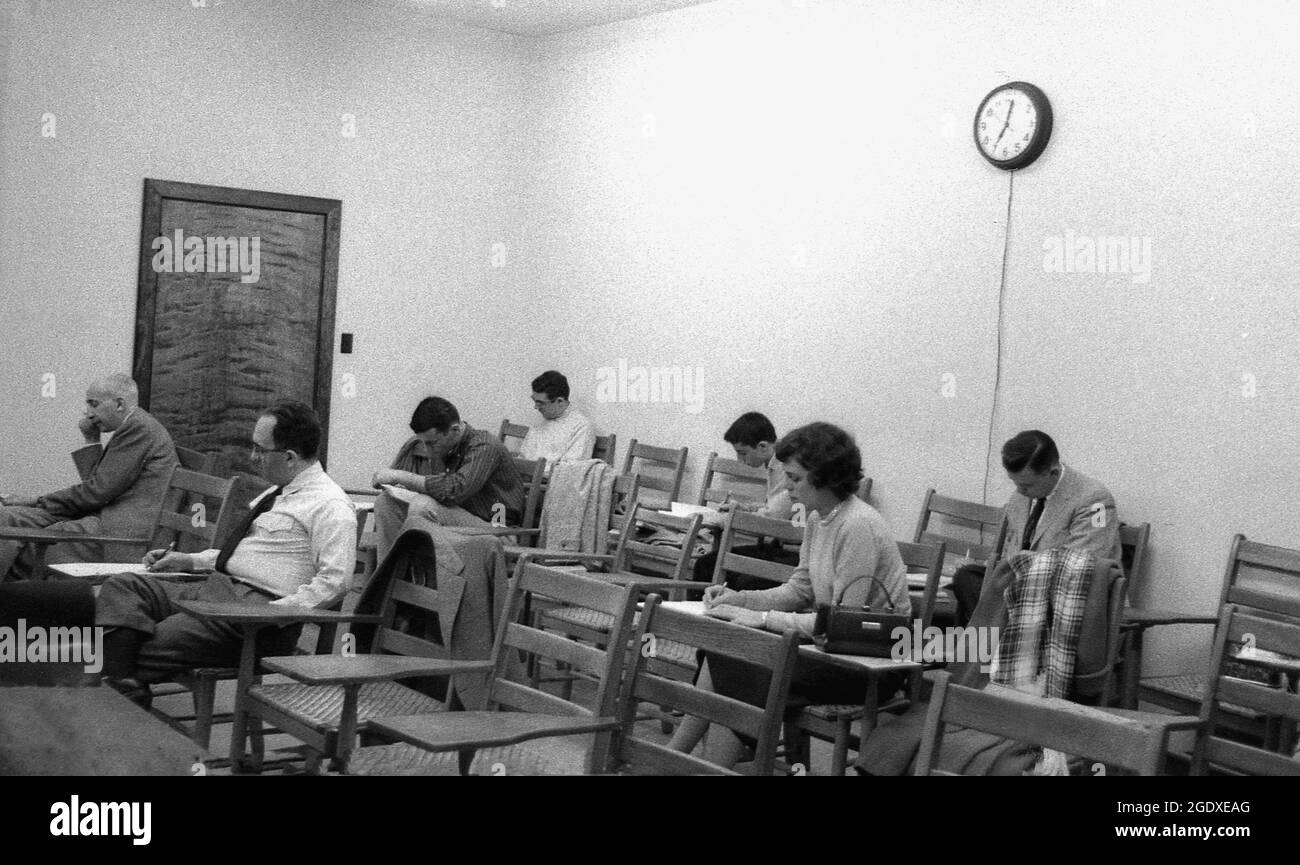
[704,584,744,608]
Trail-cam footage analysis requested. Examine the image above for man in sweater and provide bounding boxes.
[0,373,178,579]
[519,370,596,467]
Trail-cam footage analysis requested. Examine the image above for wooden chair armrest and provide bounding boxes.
[260,655,494,685]
[343,487,379,498]
[369,712,620,753]
[1122,607,1218,628]
[1098,707,1202,733]
[0,527,148,546]
[450,526,542,538]
[518,552,614,565]
[174,599,383,626]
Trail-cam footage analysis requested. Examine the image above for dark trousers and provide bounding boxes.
[950,563,988,627]
[692,542,800,589]
[96,571,301,683]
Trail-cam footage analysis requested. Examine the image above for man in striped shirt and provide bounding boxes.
[370,396,524,561]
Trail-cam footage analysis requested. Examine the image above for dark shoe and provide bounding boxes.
[102,676,153,710]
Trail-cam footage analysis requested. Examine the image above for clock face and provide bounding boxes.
[974,82,1053,170]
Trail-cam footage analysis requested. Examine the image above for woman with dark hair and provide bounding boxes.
[667,421,910,768]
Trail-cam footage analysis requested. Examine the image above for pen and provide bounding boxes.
[151,540,176,570]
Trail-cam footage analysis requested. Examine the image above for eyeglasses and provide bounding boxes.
[250,443,289,460]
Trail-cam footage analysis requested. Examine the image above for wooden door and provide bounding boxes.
[133,179,341,474]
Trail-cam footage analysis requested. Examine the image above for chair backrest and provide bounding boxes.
[916,671,1172,775]
[913,488,1008,569]
[513,456,547,530]
[620,439,689,509]
[1118,522,1150,602]
[351,529,467,705]
[710,511,804,587]
[175,446,217,473]
[857,477,873,503]
[614,596,800,775]
[150,467,236,554]
[1192,603,1300,776]
[484,561,642,772]
[696,452,767,508]
[1219,534,1300,615]
[610,503,704,585]
[499,419,530,453]
[898,539,946,631]
[592,433,616,466]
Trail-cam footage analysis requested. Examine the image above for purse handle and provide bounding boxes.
[831,574,897,612]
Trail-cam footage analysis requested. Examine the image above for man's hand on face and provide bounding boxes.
[78,416,101,442]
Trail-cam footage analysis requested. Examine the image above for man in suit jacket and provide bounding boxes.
[0,374,179,579]
[951,430,1120,624]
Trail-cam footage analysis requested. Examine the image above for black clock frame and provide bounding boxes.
[974,81,1053,171]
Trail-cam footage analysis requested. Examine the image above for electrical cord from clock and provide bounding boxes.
[981,169,1014,508]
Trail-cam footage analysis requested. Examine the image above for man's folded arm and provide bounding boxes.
[41,423,151,516]
[421,438,496,505]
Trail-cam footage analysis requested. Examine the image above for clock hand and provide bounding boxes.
[993,99,1016,147]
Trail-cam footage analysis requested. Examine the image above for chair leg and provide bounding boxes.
[190,675,216,751]
[782,720,812,774]
[831,718,853,776]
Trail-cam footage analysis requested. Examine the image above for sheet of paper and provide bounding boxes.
[381,484,421,504]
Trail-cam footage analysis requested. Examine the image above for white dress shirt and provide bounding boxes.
[192,462,356,608]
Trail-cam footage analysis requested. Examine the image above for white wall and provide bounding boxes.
[3,0,1297,679]
[521,0,1300,677]
[0,0,537,492]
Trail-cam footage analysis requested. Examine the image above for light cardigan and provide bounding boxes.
[740,495,909,638]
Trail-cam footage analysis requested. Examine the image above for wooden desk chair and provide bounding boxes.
[788,539,946,776]
[498,419,530,453]
[45,467,241,582]
[192,528,467,773]
[344,562,641,775]
[592,433,616,465]
[912,488,1008,623]
[1109,522,1151,705]
[609,597,800,775]
[1190,601,1300,775]
[174,445,216,474]
[637,511,805,695]
[916,671,1183,776]
[696,452,766,508]
[528,503,703,701]
[1134,535,1300,746]
[620,439,689,512]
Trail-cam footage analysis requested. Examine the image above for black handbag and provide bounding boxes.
[812,575,909,657]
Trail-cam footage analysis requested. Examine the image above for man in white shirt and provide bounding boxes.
[95,400,356,690]
[519,370,596,467]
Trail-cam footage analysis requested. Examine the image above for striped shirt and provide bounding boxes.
[420,424,524,523]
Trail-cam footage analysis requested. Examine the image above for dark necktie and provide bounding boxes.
[1021,497,1046,551]
[215,486,281,573]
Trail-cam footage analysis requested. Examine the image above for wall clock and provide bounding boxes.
[974,81,1053,170]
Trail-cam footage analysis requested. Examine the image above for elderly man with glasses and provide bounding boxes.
[94,400,355,696]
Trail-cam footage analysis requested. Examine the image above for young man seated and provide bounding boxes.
[950,429,1121,625]
[519,370,596,469]
[691,411,799,589]
[370,396,524,561]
